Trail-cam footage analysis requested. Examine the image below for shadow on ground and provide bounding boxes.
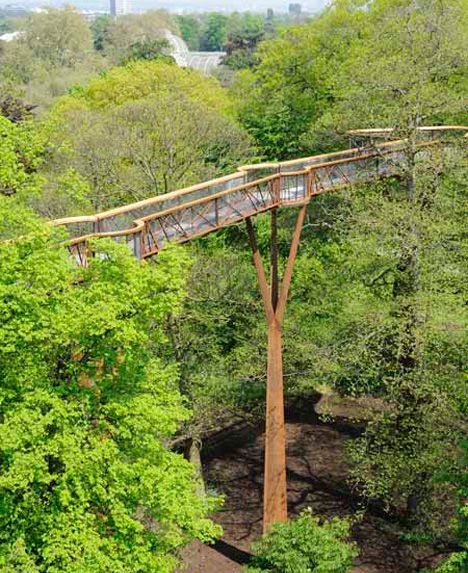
[180,398,444,573]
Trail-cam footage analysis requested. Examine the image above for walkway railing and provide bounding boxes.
[51,126,467,266]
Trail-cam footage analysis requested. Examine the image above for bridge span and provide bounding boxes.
[53,126,467,265]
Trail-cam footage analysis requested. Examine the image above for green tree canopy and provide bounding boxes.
[200,13,228,51]
[21,7,93,68]
[0,201,221,572]
[235,0,468,158]
[101,11,173,65]
[0,115,45,198]
[246,510,357,573]
[44,61,251,214]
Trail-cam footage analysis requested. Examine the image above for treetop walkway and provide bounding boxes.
[51,125,467,532]
[53,126,467,267]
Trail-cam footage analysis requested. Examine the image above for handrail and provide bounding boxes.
[52,140,406,230]
[347,125,468,136]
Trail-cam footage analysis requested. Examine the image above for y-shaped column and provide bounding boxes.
[246,204,307,533]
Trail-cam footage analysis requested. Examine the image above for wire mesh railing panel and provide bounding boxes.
[217,190,258,224]
[97,175,247,234]
[139,180,277,253]
[280,174,306,202]
[244,167,278,181]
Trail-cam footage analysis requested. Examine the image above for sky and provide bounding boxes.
[1,0,328,14]
[133,0,327,11]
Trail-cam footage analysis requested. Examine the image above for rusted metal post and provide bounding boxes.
[264,316,287,529]
[270,208,279,310]
[246,204,307,534]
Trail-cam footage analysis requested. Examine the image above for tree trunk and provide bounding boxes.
[189,437,206,499]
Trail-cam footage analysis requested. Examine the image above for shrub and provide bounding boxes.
[246,509,358,573]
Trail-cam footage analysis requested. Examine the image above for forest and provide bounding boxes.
[0,1,467,572]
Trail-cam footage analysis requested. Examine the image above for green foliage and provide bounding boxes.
[123,39,174,64]
[44,61,251,213]
[200,13,228,51]
[0,8,107,110]
[58,59,233,113]
[234,0,364,158]
[175,14,201,51]
[311,0,468,143]
[223,13,266,70]
[100,11,173,65]
[90,15,111,52]
[235,0,468,158]
[0,202,222,572]
[245,510,357,573]
[21,7,93,68]
[331,149,468,531]
[432,442,468,572]
[164,246,267,437]
[0,115,45,198]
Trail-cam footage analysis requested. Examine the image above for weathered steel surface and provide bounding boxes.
[246,206,307,532]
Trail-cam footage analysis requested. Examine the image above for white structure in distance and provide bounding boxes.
[165,31,225,75]
[110,0,132,16]
[0,31,22,42]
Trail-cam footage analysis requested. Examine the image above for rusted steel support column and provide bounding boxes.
[264,316,287,529]
[245,204,308,534]
[270,208,279,310]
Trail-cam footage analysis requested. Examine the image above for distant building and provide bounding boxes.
[2,4,28,17]
[110,0,132,16]
[289,3,302,15]
[80,10,108,22]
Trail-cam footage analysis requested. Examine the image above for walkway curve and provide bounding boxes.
[52,126,468,266]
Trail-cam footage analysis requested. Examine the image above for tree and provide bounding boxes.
[200,13,228,51]
[0,201,222,572]
[45,61,251,213]
[123,39,173,64]
[0,115,45,198]
[21,7,93,68]
[90,14,111,51]
[0,8,105,110]
[246,509,357,573]
[175,14,201,51]
[223,13,266,70]
[234,0,364,158]
[304,0,468,532]
[310,0,468,145]
[101,11,173,65]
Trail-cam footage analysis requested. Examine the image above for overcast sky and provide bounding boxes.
[135,0,328,11]
[1,0,328,14]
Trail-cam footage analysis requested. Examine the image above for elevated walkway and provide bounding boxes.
[52,126,467,266]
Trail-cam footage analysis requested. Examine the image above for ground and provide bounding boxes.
[180,398,447,572]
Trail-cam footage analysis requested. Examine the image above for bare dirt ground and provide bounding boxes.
[180,400,445,573]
